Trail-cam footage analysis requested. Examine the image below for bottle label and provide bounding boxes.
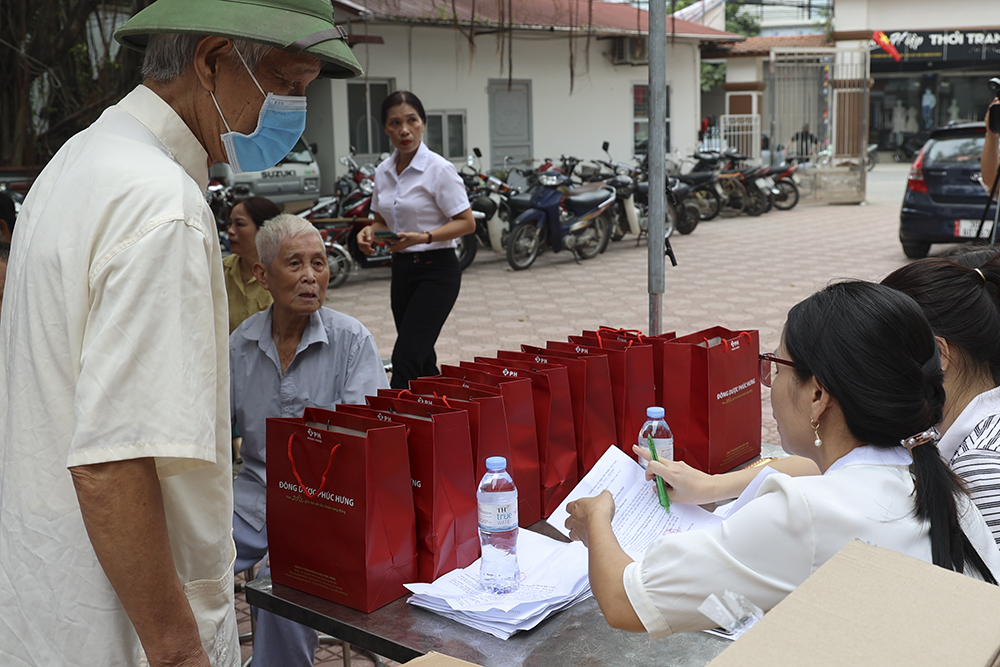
[478,502,518,531]
[640,437,673,464]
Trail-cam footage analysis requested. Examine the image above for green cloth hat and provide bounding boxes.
[114,0,362,79]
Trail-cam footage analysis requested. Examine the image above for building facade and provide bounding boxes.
[834,0,1000,150]
[305,0,738,186]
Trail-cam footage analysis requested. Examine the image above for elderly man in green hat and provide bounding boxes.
[0,1,360,665]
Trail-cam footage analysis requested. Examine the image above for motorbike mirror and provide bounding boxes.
[339,156,349,166]
[348,145,356,155]
[474,147,483,158]
[602,141,609,152]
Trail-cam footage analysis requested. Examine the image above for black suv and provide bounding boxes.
[899,123,997,259]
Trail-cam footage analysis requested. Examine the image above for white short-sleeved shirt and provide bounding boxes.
[937,386,1000,546]
[623,446,1000,639]
[370,142,470,252]
[0,86,238,666]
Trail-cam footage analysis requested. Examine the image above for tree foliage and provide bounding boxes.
[0,0,150,167]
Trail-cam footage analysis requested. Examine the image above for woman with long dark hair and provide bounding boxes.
[565,281,999,638]
[881,252,1000,545]
[356,90,474,388]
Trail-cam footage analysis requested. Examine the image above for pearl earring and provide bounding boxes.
[811,419,822,447]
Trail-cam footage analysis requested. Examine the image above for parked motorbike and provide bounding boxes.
[506,158,614,271]
[865,143,879,172]
[205,181,252,253]
[460,148,534,266]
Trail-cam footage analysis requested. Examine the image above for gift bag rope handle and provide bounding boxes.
[398,389,414,398]
[286,434,341,499]
[597,326,646,345]
[716,331,754,353]
[428,391,454,409]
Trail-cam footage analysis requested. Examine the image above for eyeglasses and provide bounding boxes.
[758,353,798,388]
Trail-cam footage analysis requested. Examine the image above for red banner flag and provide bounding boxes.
[873,31,902,62]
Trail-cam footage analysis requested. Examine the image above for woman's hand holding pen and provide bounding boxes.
[633,446,718,506]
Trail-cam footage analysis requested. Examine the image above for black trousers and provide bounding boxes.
[389,249,461,389]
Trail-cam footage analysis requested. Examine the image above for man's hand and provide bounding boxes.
[72,458,210,667]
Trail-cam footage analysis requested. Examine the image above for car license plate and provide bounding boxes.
[955,219,994,238]
[755,178,767,189]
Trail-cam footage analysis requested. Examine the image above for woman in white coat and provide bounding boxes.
[564,281,1000,638]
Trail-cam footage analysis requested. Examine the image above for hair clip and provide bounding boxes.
[900,426,940,452]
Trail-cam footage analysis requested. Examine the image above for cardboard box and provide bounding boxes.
[403,652,481,666]
[708,540,1000,667]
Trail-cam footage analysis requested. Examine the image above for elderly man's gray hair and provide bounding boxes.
[256,214,323,268]
[141,34,277,82]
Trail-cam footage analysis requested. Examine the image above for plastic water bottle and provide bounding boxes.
[638,406,673,469]
[477,456,520,594]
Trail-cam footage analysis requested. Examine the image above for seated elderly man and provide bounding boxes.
[231,213,388,665]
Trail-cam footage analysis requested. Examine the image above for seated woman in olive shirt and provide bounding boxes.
[222,196,280,333]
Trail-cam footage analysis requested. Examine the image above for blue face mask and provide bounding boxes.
[211,46,307,174]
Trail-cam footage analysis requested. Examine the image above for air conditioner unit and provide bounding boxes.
[613,36,648,65]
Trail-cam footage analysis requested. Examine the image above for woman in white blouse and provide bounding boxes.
[357,91,474,388]
[565,281,1000,639]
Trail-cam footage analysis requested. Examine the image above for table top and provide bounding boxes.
[245,576,730,666]
[246,446,788,666]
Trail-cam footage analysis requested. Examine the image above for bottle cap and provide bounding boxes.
[485,456,507,471]
[646,406,665,419]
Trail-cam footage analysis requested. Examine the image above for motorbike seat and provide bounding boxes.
[676,171,715,186]
[668,179,691,198]
[565,187,612,211]
[507,193,534,214]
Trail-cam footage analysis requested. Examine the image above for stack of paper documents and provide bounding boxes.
[407,446,778,639]
[406,529,591,639]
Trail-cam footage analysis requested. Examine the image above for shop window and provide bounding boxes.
[633,83,671,155]
[426,111,467,160]
[347,80,393,159]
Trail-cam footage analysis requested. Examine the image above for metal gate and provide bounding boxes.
[768,47,870,204]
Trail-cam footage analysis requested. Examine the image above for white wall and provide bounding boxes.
[836,0,996,32]
[307,23,704,180]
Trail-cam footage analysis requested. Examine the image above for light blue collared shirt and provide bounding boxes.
[230,305,389,530]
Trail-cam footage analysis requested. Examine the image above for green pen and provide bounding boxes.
[647,434,671,512]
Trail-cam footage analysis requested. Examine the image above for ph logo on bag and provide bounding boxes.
[502,368,518,377]
[307,428,322,441]
[729,339,741,352]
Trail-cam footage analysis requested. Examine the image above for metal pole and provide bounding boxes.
[769,51,776,168]
[647,0,666,336]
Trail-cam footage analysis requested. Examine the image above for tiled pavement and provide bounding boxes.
[236,164,915,665]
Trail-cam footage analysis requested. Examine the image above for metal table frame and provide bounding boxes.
[245,576,730,666]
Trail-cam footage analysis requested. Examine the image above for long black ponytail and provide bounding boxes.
[784,281,996,583]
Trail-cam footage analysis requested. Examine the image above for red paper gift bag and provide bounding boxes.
[518,345,617,478]
[335,397,478,583]
[266,409,417,613]
[469,357,579,516]
[583,327,678,410]
[381,383,513,483]
[557,336,656,457]
[660,327,761,473]
[436,365,542,526]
